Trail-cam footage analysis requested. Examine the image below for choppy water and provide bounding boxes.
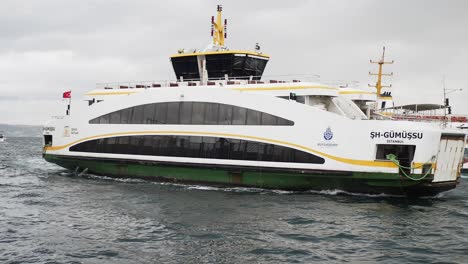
[1,137,468,264]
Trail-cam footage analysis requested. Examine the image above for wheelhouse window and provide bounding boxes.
[89,102,294,126]
[70,135,324,164]
[171,54,268,81]
[171,56,200,80]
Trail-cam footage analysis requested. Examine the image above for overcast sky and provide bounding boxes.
[0,0,467,125]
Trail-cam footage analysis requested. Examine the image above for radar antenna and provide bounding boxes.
[211,5,227,47]
[369,46,394,98]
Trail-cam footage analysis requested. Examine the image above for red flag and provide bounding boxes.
[63,91,71,99]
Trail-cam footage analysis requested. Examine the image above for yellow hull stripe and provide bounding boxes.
[231,85,337,92]
[339,91,376,95]
[85,91,137,96]
[170,50,270,59]
[44,130,403,168]
[378,96,393,100]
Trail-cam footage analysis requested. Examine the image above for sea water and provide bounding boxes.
[1,137,467,263]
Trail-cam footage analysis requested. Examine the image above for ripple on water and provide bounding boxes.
[249,247,311,256]
[277,233,320,243]
[65,249,120,259]
[286,216,317,225]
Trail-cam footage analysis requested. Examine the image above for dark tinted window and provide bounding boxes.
[204,103,219,125]
[110,111,120,124]
[120,108,132,124]
[261,113,277,125]
[70,135,324,164]
[155,102,168,124]
[143,104,156,124]
[232,107,247,125]
[218,104,233,125]
[166,102,180,124]
[277,116,292,126]
[206,54,268,80]
[245,142,259,160]
[103,137,116,153]
[191,102,205,124]
[99,114,109,124]
[231,139,245,160]
[180,102,193,124]
[142,136,153,155]
[89,102,294,126]
[188,136,202,157]
[246,109,261,125]
[171,56,200,81]
[131,105,144,124]
[172,54,268,81]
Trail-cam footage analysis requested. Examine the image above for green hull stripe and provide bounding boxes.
[44,154,454,196]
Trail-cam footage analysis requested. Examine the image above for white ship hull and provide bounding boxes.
[42,82,466,196]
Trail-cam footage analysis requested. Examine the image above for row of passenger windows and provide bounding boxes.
[89,102,294,126]
[69,135,325,164]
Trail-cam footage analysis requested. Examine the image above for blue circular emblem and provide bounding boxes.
[323,127,333,141]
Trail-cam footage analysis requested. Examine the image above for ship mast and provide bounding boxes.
[211,5,227,47]
[369,47,394,98]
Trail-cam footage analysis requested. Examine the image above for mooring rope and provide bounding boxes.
[386,154,436,181]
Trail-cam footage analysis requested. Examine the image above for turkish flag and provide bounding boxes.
[63,91,71,98]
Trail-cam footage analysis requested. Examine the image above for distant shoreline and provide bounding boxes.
[0,124,42,138]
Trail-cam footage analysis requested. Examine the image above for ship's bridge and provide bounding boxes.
[170,50,269,81]
[170,5,269,81]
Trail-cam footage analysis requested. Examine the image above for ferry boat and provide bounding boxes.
[42,5,467,196]
[463,147,468,173]
[459,125,468,173]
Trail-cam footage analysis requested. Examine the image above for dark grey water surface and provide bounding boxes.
[1,137,468,263]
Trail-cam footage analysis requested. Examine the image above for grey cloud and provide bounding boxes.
[0,0,467,124]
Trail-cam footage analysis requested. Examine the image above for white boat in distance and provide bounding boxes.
[42,5,466,196]
[0,132,5,142]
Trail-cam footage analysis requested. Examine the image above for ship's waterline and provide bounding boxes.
[44,154,456,197]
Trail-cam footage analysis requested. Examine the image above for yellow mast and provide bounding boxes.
[369,47,394,97]
[211,5,227,46]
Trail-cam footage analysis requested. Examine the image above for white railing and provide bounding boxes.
[95,74,322,90]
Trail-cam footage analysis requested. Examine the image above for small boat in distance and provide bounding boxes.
[0,132,5,142]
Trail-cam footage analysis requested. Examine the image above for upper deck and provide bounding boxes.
[87,79,339,98]
[80,78,368,121]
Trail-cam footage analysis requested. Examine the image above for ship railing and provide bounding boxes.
[95,74,322,90]
[373,110,468,123]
